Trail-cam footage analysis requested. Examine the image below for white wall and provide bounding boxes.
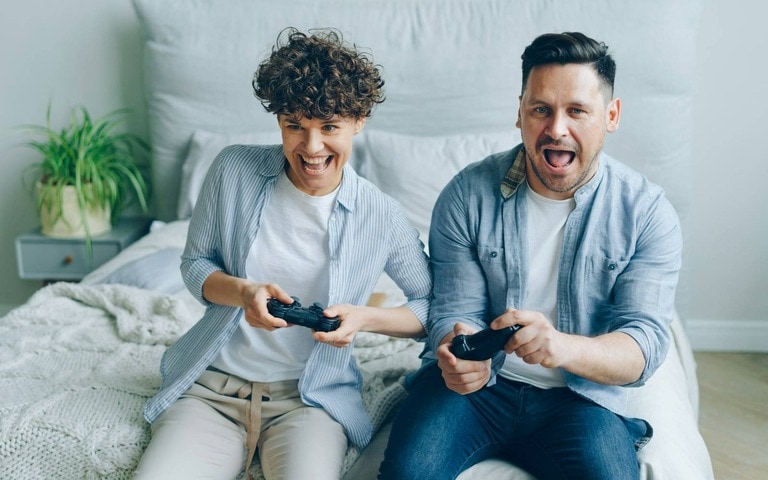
[688,0,768,350]
[0,0,765,350]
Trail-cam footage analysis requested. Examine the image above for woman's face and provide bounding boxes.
[278,114,365,196]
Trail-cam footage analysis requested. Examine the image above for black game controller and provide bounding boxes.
[449,325,522,361]
[267,296,341,332]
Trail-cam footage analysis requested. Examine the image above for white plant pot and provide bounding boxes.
[38,183,112,238]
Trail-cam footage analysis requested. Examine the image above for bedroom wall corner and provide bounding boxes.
[0,1,147,308]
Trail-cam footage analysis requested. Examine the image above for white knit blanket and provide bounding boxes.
[0,283,421,479]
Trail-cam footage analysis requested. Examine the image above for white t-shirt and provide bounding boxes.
[212,170,338,382]
[499,183,574,389]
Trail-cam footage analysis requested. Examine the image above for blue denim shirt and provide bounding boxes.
[424,144,682,417]
[144,144,431,448]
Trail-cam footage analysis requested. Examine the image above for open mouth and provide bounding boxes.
[301,155,333,173]
[543,149,575,169]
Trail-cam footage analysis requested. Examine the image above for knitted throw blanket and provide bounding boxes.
[0,283,421,479]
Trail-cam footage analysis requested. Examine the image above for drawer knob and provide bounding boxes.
[63,255,73,265]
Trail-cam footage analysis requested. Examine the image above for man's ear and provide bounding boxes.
[515,95,522,129]
[606,97,621,133]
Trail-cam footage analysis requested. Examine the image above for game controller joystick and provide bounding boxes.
[267,296,340,332]
[449,325,522,361]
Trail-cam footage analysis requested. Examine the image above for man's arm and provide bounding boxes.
[492,308,644,385]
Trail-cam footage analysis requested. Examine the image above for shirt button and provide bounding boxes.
[608,263,617,270]
[490,251,498,258]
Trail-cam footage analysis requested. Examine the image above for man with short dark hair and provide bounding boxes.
[378,31,682,480]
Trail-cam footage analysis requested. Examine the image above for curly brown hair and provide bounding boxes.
[253,28,385,119]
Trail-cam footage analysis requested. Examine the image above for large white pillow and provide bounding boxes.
[358,130,520,242]
[177,129,282,219]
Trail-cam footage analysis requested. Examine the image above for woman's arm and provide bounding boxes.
[313,303,424,347]
[202,270,295,330]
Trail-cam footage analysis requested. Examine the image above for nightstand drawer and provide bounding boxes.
[16,240,122,280]
[15,217,151,281]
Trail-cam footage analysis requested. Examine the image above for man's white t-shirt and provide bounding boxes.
[498,182,574,389]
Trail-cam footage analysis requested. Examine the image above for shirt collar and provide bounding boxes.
[500,148,527,199]
[335,164,357,212]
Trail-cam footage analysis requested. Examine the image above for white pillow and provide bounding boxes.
[358,130,520,242]
[177,129,282,219]
[96,247,186,294]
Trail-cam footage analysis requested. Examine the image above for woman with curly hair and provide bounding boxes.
[134,28,431,480]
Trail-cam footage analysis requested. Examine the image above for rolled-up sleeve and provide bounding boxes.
[427,173,490,353]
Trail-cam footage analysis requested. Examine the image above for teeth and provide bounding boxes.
[301,156,329,164]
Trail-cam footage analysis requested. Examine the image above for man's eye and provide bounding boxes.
[322,125,338,132]
[534,107,549,115]
[286,124,301,131]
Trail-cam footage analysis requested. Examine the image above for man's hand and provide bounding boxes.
[492,308,568,368]
[436,322,492,395]
[492,308,645,385]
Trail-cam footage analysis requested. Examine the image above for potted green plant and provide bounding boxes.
[20,104,150,255]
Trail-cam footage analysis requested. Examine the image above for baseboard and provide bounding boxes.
[686,318,768,352]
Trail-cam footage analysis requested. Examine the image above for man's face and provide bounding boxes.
[278,114,365,196]
[516,63,621,200]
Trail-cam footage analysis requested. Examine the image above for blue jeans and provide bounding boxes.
[378,364,646,480]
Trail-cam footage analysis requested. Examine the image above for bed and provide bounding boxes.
[1,0,713,478]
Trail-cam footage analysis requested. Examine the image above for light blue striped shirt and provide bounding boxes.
[144,144,432,447]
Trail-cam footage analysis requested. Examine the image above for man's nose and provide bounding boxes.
[546,111,569,138]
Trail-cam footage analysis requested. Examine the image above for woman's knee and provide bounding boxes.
[136,398,246,479]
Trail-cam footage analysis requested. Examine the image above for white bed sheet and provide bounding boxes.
[1,222,423,479]
[2,217,712,479]
[79,223,711,479]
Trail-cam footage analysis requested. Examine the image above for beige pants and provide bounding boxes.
[134,369,348,480]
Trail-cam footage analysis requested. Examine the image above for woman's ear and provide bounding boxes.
[354,117,367,135]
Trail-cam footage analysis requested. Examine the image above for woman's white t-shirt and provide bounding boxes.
[211,170,338,382]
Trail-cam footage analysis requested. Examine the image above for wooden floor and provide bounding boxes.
[694,351,768,479]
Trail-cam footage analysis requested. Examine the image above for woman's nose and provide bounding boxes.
[303,130,323,153]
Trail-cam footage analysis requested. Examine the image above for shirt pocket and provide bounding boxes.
[585,256,630,312]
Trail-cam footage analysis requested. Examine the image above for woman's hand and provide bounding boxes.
[240,282,296,330]
[201,271,294,330]
[313,303,426,348]
[312,304,366,347]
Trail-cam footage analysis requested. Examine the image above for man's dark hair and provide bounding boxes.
[521,32,616,98]
[253,27,385,119]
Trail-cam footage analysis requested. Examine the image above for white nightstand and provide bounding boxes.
[15,217,152,282]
